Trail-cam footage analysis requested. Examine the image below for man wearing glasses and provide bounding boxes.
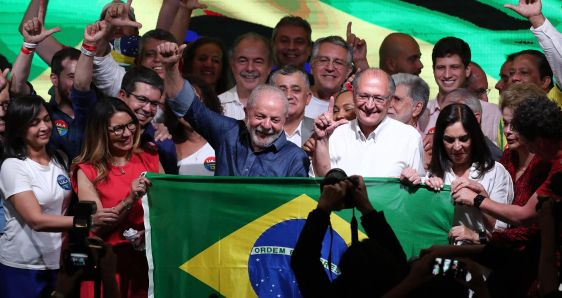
[305,36,353,119]
[117,66,178,174]
[311,68,424,177]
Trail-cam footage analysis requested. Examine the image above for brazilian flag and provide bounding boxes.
[143,174,453,297]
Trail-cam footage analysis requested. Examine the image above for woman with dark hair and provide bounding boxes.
[0,95,74,297]
[165,75,223,175]
[182,37,230,94]
[72,97,162,297]
[401,103,513,244]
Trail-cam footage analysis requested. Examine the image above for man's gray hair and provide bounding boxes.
[311,36,353,66]
[352,68,396,97]
[444,88,482,114]
[268,65,310,90]
[229,32,273,65]
[247,84,289,116]
[391,73,430,111]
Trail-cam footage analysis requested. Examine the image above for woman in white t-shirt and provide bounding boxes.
[0,96,78,297]
[166,75,223,176]
[401,103,514,245]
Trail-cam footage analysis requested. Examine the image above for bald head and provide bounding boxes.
[466,62,489,101]
[379,33,423,76]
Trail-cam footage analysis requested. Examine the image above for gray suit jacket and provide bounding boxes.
[301,117,315,146]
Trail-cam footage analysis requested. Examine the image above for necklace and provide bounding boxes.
[111,159,128,175]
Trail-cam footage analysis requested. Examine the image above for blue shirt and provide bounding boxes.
[50,88,97,160]
[167,80,310,177]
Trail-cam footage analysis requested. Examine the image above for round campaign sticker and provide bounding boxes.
[54,119,69,136]
[248,219,347,297]
[203,156,216,172]
[57,175,72,190]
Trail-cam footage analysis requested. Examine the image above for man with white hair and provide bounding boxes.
[312,68,424,177]
[388,73,429,131]
[160,42,309,176]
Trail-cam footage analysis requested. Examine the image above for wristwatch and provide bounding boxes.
[473,194,485,208]
[478,230,488,244]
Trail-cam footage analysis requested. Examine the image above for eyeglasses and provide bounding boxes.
[108,121,137,136]
[0,102,8,111]
[129,92,160,109]
[355,93,388,104]
[314,56,348,70]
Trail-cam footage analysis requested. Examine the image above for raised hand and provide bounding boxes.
[21,0,60,44]
[157,42,187,69]
[103,0,142,29]
[504,0,542,19]
[346,22,368,70]
[83,21,107,45]
[314,96,349,139]
[179,0,208,10]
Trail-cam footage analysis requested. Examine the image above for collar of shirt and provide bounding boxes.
[285,120,303,138]
[219,86,243,105]
[428,100,441,116]
[350,116,390,142]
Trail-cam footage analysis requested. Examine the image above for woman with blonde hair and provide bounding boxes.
[72,97,162,297]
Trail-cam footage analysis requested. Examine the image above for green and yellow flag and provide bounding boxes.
[143,174,453,297]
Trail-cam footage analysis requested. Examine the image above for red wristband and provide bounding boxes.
[21,46,34,55]
[81,42,97,52]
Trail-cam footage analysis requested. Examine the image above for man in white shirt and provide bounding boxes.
[219,33,273,120]
[269,66,314,147]
[312,68,424,177]
[305,36,352,119]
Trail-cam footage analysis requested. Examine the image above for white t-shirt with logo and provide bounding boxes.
[0,158,72,270]
[178,143,216,176]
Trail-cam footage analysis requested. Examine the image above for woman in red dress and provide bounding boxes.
[72,97,163,297]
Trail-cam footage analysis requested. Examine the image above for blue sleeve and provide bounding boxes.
[184,91,239,150]
[70,88,97,129]
[167,80,195,117]
[288,150,311,177]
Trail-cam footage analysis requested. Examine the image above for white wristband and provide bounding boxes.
[23,42,38,49]
[80,47,95,57]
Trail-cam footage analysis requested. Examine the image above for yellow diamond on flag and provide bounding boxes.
[179,194,367,297]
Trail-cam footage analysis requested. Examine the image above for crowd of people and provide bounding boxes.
[0,0,561,297]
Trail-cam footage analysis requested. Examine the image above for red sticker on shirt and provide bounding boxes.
[54,120,69,136]
[204,156,216,172]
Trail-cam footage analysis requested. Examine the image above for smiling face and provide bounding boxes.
[108,111,137,154]
[353,70,391,135]
[24,105,52,151]
[433,54,470,96]
[311,42,351,98]
[139,38,167,78]
[119,82,163,127]
[273,24,311,69]
[508,54,551,92]
[333,91,355,121]
[245,90,287,151]
[271,72,311,121]
[230,37,272,96]
[190,42,223,88]
[443,121,472,168]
